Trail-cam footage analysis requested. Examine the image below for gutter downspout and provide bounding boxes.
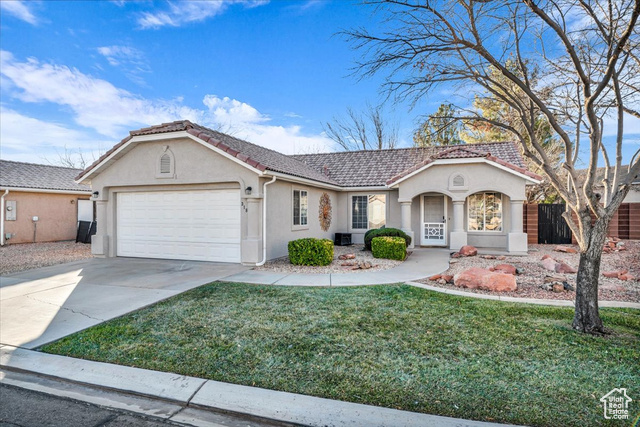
[255,176,277,266]
[1,189,9,246]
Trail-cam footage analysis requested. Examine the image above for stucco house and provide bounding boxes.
[76,120,542,265]
[0,160,93,245]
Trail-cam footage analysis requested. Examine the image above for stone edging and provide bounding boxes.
[405,281,640,309]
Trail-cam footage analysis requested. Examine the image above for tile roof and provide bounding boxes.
[78,121,339,185]
[78,121,538,187]
[293,142,534,187]
[575,166,640,186]
[0,160,91,192]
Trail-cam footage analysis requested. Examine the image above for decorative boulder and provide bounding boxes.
[618,273,636,281]
[555,261,577,274]
[429,274,442,281]
[458,245,478,257]
[541,258,558,271]
[603,270,626,278]
[338,254,356,260]
[441,274,454,283]
[491,264,517,275]
[554,245,578,254]
[454,267,517,292]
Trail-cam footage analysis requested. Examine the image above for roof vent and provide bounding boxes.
[452,175,465,187]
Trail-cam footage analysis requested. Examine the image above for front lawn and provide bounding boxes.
[42,283,640,427]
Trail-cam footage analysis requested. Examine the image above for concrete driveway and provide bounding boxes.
[0,258,248,349]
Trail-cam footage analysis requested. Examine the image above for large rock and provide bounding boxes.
[555,261,577,274]
[541,257,558,271]
[492,264,517,275]
[603,270,627,278]
[454,267,517,292]
[554,245,578,254]
[458,245,478,257]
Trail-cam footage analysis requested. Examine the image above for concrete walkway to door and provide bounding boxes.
[223,248,451,286]
[0,258,248,349]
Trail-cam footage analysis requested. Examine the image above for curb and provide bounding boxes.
[0,346,519,427]
[405,281,640,309]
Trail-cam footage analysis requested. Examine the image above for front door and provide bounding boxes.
[421,195,447,246]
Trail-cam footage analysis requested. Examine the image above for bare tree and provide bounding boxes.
[347,0,640,334]
[323,104,398,150]
[42,146,101,170]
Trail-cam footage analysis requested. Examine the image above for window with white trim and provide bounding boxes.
[293,190,308,226]
[351,194,386,230]
[468,192,502,231]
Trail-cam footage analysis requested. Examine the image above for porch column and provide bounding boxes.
[400,201,415,249]
[91,199,109,257]
[507,199,528,253]
[449,200,467,251]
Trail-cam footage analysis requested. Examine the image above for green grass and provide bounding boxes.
[42,283,640,427]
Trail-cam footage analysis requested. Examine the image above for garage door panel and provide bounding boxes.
[117,190,241,263]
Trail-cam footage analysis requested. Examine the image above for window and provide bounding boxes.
[351,194,386,230]
[293,190,308,226]
[468,192,502,231]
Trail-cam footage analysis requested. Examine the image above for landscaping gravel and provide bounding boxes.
[418,242,640,302]
[0,241,92,276]
[254,244,404,274]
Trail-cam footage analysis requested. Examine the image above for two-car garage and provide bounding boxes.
[116,189,241,263]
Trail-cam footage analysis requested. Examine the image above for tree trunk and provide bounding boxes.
[572,218,609,334]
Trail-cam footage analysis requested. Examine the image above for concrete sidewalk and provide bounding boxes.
[0,346,520,427]
[223,248,451,286]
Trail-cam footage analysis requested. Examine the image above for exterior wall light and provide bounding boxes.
[245,186,252,195]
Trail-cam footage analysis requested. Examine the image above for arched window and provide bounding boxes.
[156,147,175,178]
[468,192,502,232]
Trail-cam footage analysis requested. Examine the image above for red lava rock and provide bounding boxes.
[341,262,356,267]
[458,245,478,257]
[453,267,517,292]
[541,254,553,260]
[608,242,616,249]
[493,264,517,275]
[441,274,454,283]
[603,270,627,278]
[552,283,565,293]
[541,257,558,271]
[429,274,442,281]
[481,255,496,260]
[496,256,507,260]
[555,261,577,274]
[451,252,461,258]
[338,254,356,260]
[618,273,635,281]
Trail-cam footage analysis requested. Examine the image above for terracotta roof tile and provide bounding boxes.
[77,121,538,187]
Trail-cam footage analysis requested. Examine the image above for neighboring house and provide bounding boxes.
[76,120,541,264]
[0,160,93,245]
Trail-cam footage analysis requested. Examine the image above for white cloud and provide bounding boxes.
[97,45,151,85]
[0,51,333,161]
[0,50,202,137]
[137,0,269,29]
[0,1,38,25]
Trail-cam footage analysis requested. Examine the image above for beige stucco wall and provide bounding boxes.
[265,180,339,259]
[624,188,640,203]
[396,162,526,249]
[88,137,263,263]
[334,190,401,244]
[3,191,91,244]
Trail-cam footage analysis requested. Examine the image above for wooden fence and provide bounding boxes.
[523,202,640,244]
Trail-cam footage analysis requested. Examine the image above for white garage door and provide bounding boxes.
[117,190,241,263]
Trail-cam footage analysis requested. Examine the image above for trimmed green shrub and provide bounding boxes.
[288,238,334,266]
[364,227,411,250]
[371,236,407,261]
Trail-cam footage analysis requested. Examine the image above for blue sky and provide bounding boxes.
[1,0,638,167]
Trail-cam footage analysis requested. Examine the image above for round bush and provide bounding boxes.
[288,238,334,266]
[364,227,411,250]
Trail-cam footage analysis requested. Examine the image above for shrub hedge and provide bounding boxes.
[364,227,411,250]
[371,236,407,261]
[288,238,334,266]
